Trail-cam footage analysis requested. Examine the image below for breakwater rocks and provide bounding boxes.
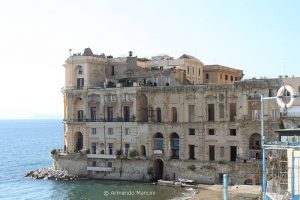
[25,168,79,181]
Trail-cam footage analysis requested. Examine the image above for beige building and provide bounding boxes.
[203,65,243,84]
[53,48,290,185]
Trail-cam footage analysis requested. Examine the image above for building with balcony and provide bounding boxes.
[52,48,297,185]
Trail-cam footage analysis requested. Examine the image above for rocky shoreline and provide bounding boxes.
[25,168,79,181]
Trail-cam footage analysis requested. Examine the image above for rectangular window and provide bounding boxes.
[77,78,84,88]
[125,144,130,156]
[298,86,300,95]
[92,161,97,167]
[192,67,194,75]
[90,107,96,121]
[230,146,237,161]
[188,105,195,122]
[198,68,201,76]
[92,128,96,135]
[235,77,237,81]
[123,106,130,122]
[107,161,112,168]
[225,75,228,80]
[272,109,277,120]
[219,103,224,118]
[108,143,113,155]
[125,128,130,135]
[209,145,215,161]
[189,128,195,135]
[111,66,114,76]
[229,103,237,121]
[220,74,222,79]
[206,73,209,79]
[107,107,113,122]
[208,104,215,121]
[187,66,190,74]
[189,145,195,159]
[208,129,215,135]
[91,142,97,154]
[78,110,84,121]
[230,129,237,136]
[230,76,233,81]
[108,128,113,135]
[252,110,261,121]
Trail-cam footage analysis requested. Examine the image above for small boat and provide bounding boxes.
[178,178,195,184]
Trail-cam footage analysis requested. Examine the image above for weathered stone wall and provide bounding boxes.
[52,154,87,176]
[53,154,261,185]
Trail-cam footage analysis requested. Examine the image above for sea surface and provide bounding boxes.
[0,120,188,200]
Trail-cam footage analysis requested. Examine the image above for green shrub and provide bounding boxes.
[187,164,196,171]
[128,149,138,157]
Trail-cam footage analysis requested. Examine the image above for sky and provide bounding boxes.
[0,0,299,119]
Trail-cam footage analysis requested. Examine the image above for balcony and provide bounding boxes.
[87,166,115,172]
[153,150,163,155]
[87,154,117,159]
[64,117,136,123]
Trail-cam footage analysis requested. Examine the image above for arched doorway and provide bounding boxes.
[153,159,164,181]
[74,132,83,152]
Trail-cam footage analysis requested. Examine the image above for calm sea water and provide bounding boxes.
[0,120,186,200]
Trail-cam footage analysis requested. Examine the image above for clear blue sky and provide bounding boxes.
[0,0,299,119]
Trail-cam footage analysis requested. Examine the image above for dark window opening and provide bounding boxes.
[108,143,113,155]
[156,108,161,122]
[107,161,112,168]
[78,66,83,74]
[125,144,130,156]
[91,107,96,121]
[107,107,113,122]
[92,143,96,154]
[189,128,195,135]
[189,145,195,159]
[77,78,84,88]
[209,145,215,161]
[230,76,233,81]
[235,77,238,81]
[188,105,195,122]
[92,161,96,167]
[170,133,179,159]
[208,129,215,135]
[206,73,209,79]
[230,146,237,161]
[78,110,84,121]
[123,106,130,122]
[225,75,228,80]
[208,104,215,121]
[111,66,114,76]
[229,103,236,121]
[230,129,237,136]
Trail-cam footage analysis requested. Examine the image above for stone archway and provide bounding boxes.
[153,159,164,181]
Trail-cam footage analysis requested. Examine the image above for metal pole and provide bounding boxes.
[261,95,267,200]
[223,174,228,200]
[292,149,295,199]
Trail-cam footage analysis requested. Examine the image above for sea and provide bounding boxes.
[0,120,193,200]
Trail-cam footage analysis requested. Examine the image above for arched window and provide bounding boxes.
[170,133,179,159]
[153,133,164,151]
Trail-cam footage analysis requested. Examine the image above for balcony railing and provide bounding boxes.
[65,117,136,123]
[87,154,117,159]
